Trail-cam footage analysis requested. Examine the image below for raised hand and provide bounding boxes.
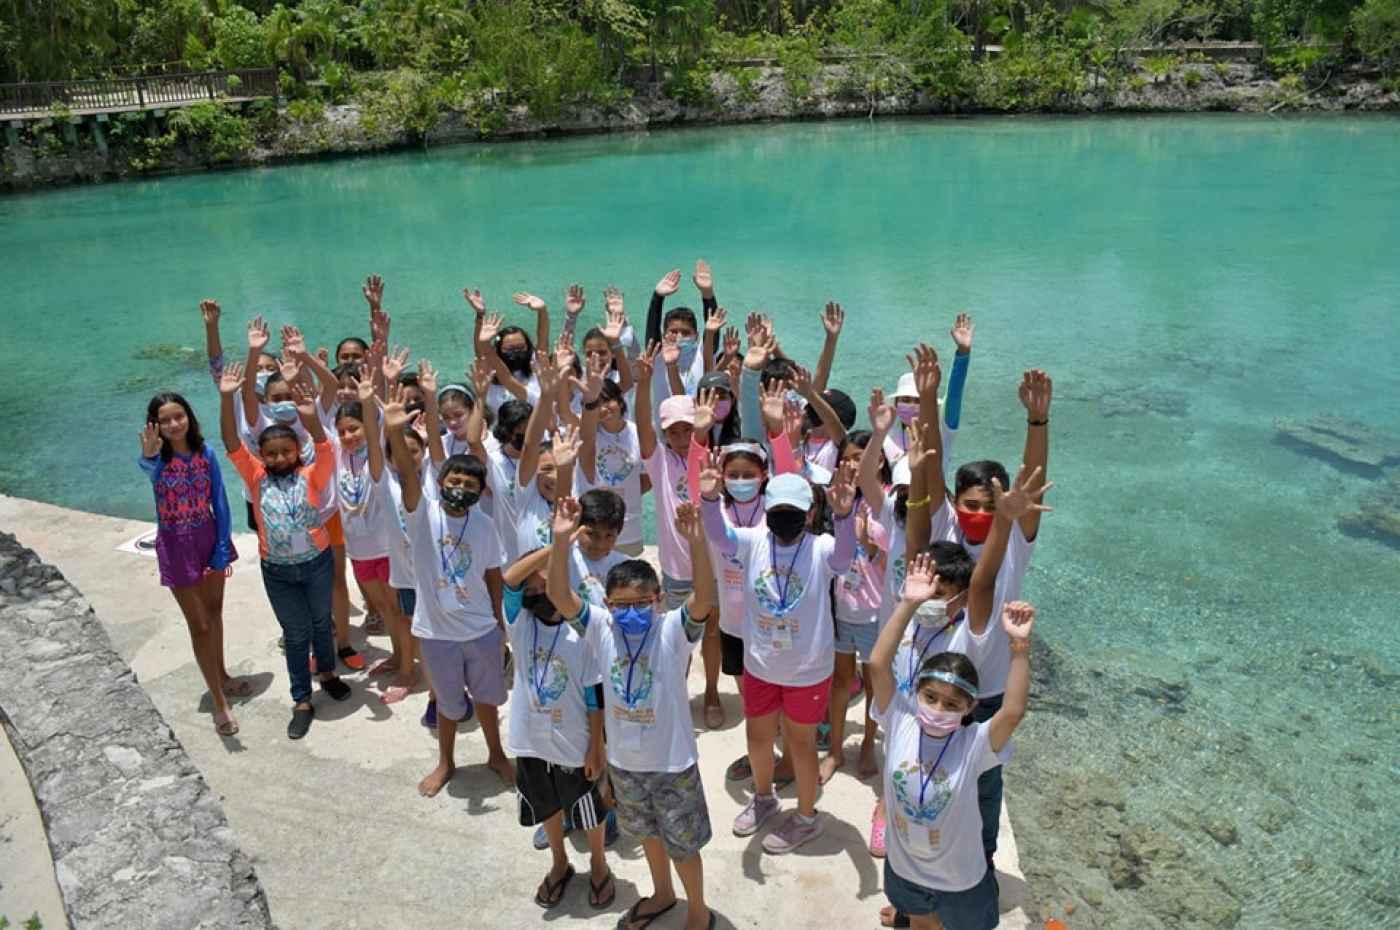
[467,358,492,399]
[660,332,682,367]
[553,423,581,471]
[655,268,681,297]
[822,301,845,337]
[693,259,713,296]
[513,292,547,314]
[759,377,787,428]
[576,351,608,403]
[904,418,936,473]
[140,422,163,457]
[291,380,318,418]
[602,300,626,343]
[553,333,577,372]
[791,363,814,398]
[200,299,221,326]
[634,341,658,382]
[604,284,625,315]
[674,501,704,543]
[535,352,563,396]
[705,304,727,335]
[564,283,585,318]
[246,315,270,351]
[868,387,895,434]
[316,346,330,365]
[993,464,1054,524]
[909,342,941,397]
[278,351,301,384]
[382,345,410,383]
[693,387,718,435]
[363,274,384,312]
[219,361,245,395]
[418,358,439,396]
[722,326,741,359]
[783,398,806,451]
[370,307,391,344]
[744,322,773,371]
[477,311,503,347]
[354,370,376,404]
[1020,369,1053,420]
[462,286,486,315]
[1001,600,1036,644]
[378,383,412,429]
[829,460,858,518]
[697,446,724,500]
[280,324,307,359]
[902,551,939,603]
[552,494,583,539]
[951,312,975,353]
[365,339,386,379]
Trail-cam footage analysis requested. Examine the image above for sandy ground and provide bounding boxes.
[0,725,68,930]
[0,494,1036,930]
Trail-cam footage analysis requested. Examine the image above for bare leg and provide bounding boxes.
[621,838,677,930]
[701,621,722,725]
[170,583,228,716]
[858,664,879,779]
[476,703,515,786]
[538,811,572,905]
[364,579,414,689]
[783,715,820,818]
[583,820,612,906]
[420,714,457,796]
[331,544,351,649]
[673,851,711,930]
[747,711,780,795]
[822,651,856,784]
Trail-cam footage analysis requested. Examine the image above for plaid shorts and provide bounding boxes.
[610,763,712,861]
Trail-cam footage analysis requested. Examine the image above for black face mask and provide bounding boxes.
[766,510,808,543]
[522,591,559,623]
[500,348,531,372]
[440,487,479,512]
[266,462,299,479]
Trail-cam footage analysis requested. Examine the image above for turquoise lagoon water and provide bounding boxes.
[3,116,1398,926]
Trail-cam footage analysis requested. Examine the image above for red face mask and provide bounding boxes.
[956,508,995,542]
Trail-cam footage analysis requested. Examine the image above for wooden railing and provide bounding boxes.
[0,68,278,116]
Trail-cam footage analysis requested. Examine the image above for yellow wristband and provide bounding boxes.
[905,494,932,509]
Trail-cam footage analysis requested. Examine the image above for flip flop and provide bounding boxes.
[535,864,575,909]
[213,710,239,736]
[726,754,752,782]
[382,679,419,704]
[616,898,676,930]
[588,868,616,909]
[704,701,724,729]
[774,775,796,792]
[221,677,253,698]
[367,659,399,677]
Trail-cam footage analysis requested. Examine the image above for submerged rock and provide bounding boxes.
[1339,472,1400,544]
[1274,414,1400,470]
[1100,385,1188,418]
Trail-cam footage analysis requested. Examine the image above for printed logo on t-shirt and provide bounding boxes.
[577,573,607,607]
[530,650,571,708]
[596,445,634,486]
[891,756,952,824]
[535,521,552,549]
[674,474,690,503]
[440,536,474,587]
[609,651,654,709]
[890,554,907,598]
[754,567,805,617]
[338,469,367,515]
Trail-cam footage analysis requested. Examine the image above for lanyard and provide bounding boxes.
[728,497,763,528]
[269,474,302,525]
[769,535,806,615]
[446,433,468,458]
[530,619,563,706]
[906,615,959,688]
[342,450,365,504]
[619,626,653,707]
[918,728,959,808]
[437,509,470,577]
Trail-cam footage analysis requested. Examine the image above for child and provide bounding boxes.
[547,495,717,930]
[576,353,645,556]
[643,262,718,408]
[218,364,352,740]
[473,301,541,416]
[700,460,860,855]
[501,546,614,911]
[383,386,515,795]
[869,549,1036,930]
[636,347,699,611]
[140,392,243,735]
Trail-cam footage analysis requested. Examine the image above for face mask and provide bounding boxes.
[675,336,698,354]
[522,591,558,623]
[915,599,948,628]
[956,508,995,542]
[714,399,733,421]
[917,704,964,738]
[265,461,298,479]
[611,604,654,636]
[505,434,525,453]
[440,487,479,512]
[500,348,531,372]
[726,477,762,503]
[269,401,298,423]
[255,370,272,395]
[895,402,920,426]
[766,510,807,543]
[786,389,803,405]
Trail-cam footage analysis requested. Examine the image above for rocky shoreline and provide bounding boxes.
[4,58,1398,190]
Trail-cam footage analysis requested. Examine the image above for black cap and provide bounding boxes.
[807,388,857,430]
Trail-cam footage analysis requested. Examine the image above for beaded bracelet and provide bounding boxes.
[1008,640,1032,651]
[1027,418,1048,427]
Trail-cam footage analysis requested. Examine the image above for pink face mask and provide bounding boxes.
[895,402,919,426]
[917,704,963,738]
[715,399,733,421]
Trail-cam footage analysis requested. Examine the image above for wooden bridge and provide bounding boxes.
[0,68,278,121]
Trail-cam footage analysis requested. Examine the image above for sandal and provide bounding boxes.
[221,677,252,698]
[774,775,796,793]
[337,646,366,671]
[367,658,399,677]
[382,679,419,704]
[364,612,385,635]
[704,700,724,730]
[869,806,887,858]
[214,710,239,736]
[726,754,752,782]
[535,864,575,909]
[588,868,616,909]
[616,897,676,930]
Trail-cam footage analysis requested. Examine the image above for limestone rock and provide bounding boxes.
[1275,414,1400,470]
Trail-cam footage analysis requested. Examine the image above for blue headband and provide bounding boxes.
[916,669,978,699]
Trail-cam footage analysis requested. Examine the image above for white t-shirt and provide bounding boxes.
[505,600,601,768]
[577,603,704,773]
[406,502,504,641]
[485,373,541,419]
[642,445,693,581]
[712,496,766,637]
[335,446,388,562]
[935,502,1036,697]
[877,495,959,628]
[512,474,555,563]
[483,434,522,554]
[801,437,839,474]
[893,610,964,699]
[728,527,841,688]
[649,347,705,408]
[576,422,644,548]
[569,547,626,608]
[873,697,1011,893]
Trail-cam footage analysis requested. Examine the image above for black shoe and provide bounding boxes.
[320,676,352,701]
[288,705,315,739]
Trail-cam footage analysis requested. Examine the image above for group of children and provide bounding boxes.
[139,262,1053,930]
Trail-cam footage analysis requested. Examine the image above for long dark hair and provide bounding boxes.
[146,393,204,462]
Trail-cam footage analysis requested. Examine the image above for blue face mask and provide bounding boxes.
[269,401,298,423]
[611,604,654,636]
[675,336,698,355]
[725,477,762,503]
[255,370,273,395]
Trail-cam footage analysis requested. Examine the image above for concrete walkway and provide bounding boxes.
[0,495,1036,930]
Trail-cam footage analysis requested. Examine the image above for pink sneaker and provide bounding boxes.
[869,806,887,858]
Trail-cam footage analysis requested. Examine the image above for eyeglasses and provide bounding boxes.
[608,600,655,610]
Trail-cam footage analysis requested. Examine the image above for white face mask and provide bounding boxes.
[914,599,948,628]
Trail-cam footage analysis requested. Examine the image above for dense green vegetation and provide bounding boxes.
[3,0,1398,111]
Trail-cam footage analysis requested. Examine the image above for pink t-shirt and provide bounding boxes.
[643,443,693,581]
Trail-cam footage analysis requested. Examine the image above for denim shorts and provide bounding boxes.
[834,618,879,661]
[884,859,999,930]
[662,573,692,613]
